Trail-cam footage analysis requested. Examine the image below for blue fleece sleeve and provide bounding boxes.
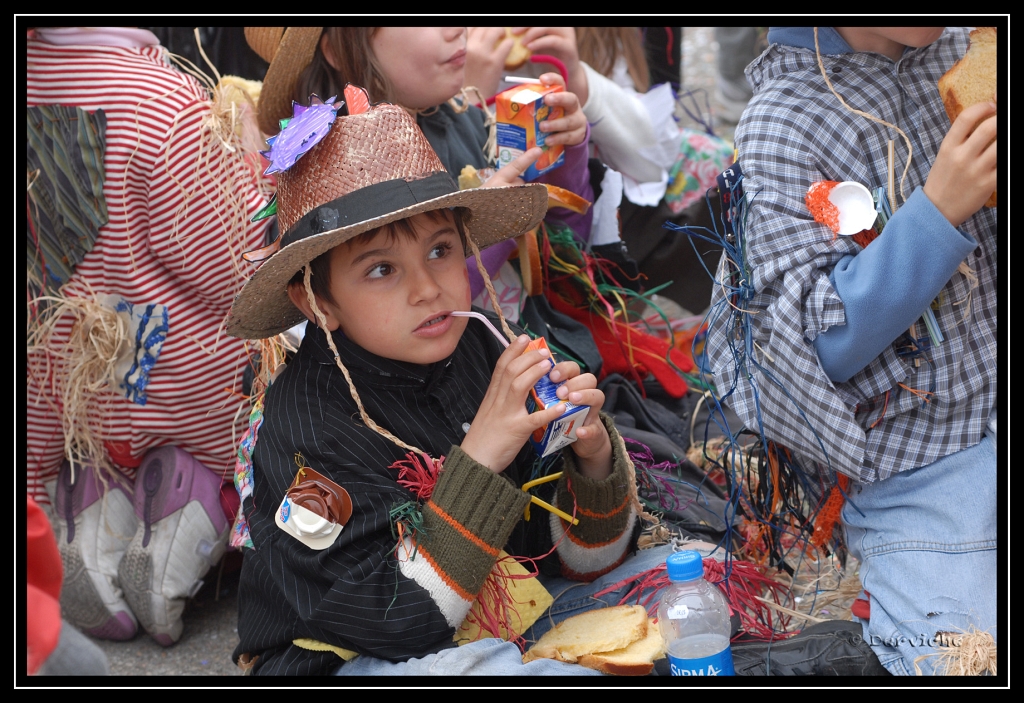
[813,187,978,383]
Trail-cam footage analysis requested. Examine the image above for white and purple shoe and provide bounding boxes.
[118,446,230,646]
[54,460,139,641]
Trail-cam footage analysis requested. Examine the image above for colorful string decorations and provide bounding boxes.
[658,164,855,638]
[538,223,694,398]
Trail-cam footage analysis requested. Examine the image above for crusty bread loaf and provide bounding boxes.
[577,619,667,676]
[502,28,532,70]
[522,605,649,664]
[938,26,997,207]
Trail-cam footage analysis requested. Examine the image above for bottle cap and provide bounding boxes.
[666,550,704,582]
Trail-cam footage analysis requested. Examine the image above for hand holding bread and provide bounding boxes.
[465,27,518,99]
[935,26,997,211]
[923,100,997,228]
[502,27,532,70]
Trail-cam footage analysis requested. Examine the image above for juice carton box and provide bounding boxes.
[523,337,589,457]
[495,83,565,181]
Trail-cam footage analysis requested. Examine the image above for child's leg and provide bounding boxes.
[842,425,997,676]
[335,638,604,676]
[35,619,112,676]
[336,544,682,675]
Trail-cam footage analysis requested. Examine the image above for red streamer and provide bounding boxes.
[595,556,797,642]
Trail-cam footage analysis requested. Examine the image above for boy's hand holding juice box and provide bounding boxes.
[522,337,589,457]
[452,312,587,458]
[495,82,565,181]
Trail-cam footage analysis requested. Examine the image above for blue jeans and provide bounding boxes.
[336,544,679,676]
[842,412,997,675]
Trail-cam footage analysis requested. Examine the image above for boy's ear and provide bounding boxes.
[287,279,341,332]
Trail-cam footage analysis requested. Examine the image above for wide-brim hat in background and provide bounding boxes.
[225,102,548,340]
[244,27,324,136]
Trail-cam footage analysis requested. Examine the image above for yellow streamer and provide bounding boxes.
[520,472,579,525]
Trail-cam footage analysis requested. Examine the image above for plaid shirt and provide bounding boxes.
[706,27,998,483]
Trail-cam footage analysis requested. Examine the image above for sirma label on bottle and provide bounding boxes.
[668,648,735,676]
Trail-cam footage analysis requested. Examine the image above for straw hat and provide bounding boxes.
[244,27,324,136]
[225,101,548,340]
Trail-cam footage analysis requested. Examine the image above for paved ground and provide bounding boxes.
[89,551,244,676]
[84,25,749,679]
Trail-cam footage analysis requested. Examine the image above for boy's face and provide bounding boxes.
[313,211,472,366]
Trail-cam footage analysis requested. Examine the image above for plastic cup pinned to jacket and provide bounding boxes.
[829,181,877,235]
[451,311,588,457]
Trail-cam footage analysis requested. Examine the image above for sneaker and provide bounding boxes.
[118,446,230,646]
[730,619,891,676]
[53,460,139,640]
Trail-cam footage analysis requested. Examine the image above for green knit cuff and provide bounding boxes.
[556,413,634,546]
[417,445,530,598]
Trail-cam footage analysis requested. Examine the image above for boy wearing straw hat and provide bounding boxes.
[226,94,675,676]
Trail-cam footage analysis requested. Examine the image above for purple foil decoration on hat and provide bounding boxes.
[260,95,341,176]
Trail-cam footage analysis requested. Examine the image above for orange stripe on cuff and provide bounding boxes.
[557,521,633,549]
[425,501,502,558]
[564,495,630,520]
[414,543,477,603]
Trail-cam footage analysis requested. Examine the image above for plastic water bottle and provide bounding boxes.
[657,550,735,676]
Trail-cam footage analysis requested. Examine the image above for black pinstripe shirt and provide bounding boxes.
[234,311,583,675]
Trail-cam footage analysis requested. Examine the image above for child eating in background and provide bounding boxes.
[244,27,594,307]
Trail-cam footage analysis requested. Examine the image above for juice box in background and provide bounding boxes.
[495,83,565,181]
[523,337,589,457]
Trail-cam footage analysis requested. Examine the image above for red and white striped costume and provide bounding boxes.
[26,28,270,506]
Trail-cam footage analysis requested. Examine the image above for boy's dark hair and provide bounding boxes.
[288,207,469,306]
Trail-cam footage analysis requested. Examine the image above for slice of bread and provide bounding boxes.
[522,604,649,664]
[502,28,532,71]
[577,618,667,676]
[938,26,997,207]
